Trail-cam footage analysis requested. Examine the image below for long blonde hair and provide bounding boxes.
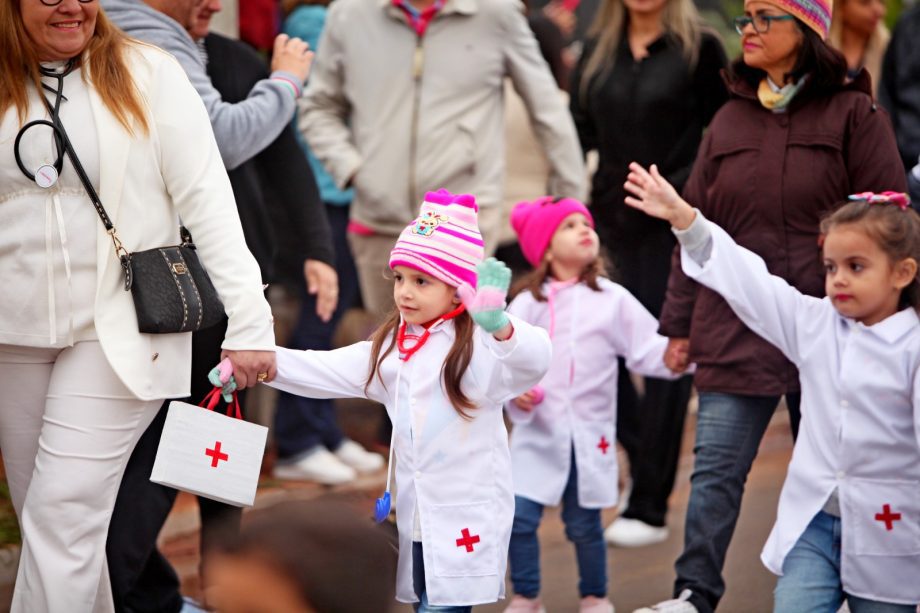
[579,0,705,98]
[828,0,890,96]
[0,5,148,134]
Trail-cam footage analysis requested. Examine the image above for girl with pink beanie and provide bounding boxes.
[266,189,552,612]
[503,196,690,613]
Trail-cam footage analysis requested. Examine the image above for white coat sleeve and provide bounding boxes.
[681,217,825,364]
[913,365,920,452]
[611,287,687,380]
[501,0,586,201]
[297,4,361,190]
[475,314,552,405]
[268,343,387,404]
[503,293,542,425]
[148,54,275,351]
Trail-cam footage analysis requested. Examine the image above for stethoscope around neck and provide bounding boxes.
[13,61,75,189]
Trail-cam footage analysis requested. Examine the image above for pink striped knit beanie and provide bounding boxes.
[757,0,832,39]
[389,189,484,288]
[511,196,594,267]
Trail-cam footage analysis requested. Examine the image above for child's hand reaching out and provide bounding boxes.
[624,163,697,230]
[513,386,545,412]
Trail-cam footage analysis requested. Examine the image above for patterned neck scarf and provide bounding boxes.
[757,75,807,112]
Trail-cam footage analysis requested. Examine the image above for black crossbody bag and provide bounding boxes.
[46,99,225,334]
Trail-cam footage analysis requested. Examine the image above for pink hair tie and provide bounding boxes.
[848,191,911,210]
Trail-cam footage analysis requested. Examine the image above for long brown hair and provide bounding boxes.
[512,255,607,302]
[579,0,707,99]
[364,309,477,418]
[820,200,920,310]
[0,5,148,134]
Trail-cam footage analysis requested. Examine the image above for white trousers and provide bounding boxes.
[0,342,161,613]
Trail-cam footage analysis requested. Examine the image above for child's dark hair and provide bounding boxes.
[212,500,396,612]
[820,199,920,308]
[511,254,608,302]
[365,308,477,418]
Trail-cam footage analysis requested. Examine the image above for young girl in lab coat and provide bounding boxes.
[266,189,552,612]
[503,197,688,613]
[624,162,920,612]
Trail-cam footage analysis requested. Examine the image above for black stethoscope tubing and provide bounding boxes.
[13,63,73,185]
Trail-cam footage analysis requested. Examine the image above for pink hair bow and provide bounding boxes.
[848,191,911,210]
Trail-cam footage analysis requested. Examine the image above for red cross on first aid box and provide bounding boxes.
[151,396,267,507]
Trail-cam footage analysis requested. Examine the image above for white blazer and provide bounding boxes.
[505,278,680,509]
[268,314,551,606]
[682,219,920,605]
[40,43,273,400]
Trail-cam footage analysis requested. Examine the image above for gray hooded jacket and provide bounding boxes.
[102,0,299,170]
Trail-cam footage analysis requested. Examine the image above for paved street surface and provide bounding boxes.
[162,400,794,613]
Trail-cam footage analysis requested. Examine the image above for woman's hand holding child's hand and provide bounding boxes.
[457,258,514,340]
[664,337,690,374]
[624,163,696,230]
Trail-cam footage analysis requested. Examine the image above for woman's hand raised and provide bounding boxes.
[624,163,697,231]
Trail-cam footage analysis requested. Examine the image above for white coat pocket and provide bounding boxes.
[575,420,616,475]
[426,500,497,578]
[844,477,920,556]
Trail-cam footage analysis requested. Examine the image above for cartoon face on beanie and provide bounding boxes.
[510,196,594,267]
[389,189,485,289]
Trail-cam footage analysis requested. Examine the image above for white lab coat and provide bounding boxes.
[268,314,551,606]
[681,219,920,605]
[505,278,680,508]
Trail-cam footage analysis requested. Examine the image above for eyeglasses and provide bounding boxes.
[733,14,795,35]
[39,0,95,6]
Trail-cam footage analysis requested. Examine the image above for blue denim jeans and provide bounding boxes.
[774,511,916,613]
[674,392,800,613]
[508,449,607,598]
[412,542,473,613]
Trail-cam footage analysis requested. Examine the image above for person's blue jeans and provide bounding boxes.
[774,511,916,613]
[674,392,800,613]
[274,204,359,461]
[412,542,473,613]
[509,448,607,598]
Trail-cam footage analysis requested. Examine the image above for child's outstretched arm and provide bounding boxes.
[266,342,386,404]
[624,162,826,365]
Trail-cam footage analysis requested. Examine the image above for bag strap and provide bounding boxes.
[39,95,133,287]
[199,387,243,420]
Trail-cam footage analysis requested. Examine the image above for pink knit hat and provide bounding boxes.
[511,196,594,267]
[389,189,485,288]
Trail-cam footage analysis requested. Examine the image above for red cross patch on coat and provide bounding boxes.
[597,436,610,455]
[455,528,480,553]
[875,504,901,531]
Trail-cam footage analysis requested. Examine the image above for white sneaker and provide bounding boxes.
[604,517,669,548]
[334,439,385,473]
[504,595,546,613]
[633,590,698,613]
[273,447,356,485]
[580,595,615,612]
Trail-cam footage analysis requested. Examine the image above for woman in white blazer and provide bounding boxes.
[0,1,276,610]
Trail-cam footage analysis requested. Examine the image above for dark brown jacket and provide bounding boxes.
[659,70,907,395]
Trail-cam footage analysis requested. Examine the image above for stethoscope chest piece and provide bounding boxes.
[35,164,58,189]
